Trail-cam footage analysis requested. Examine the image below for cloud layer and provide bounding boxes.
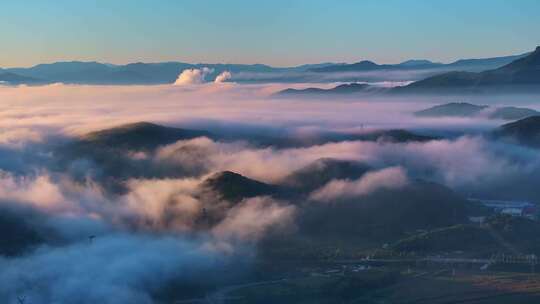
[1,83,540,302]
[310,166,408,202]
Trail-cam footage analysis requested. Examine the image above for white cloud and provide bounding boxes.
[212,196,296,242]
[310,166,408,202]
[173,67,214,85]
[214,71,232,83]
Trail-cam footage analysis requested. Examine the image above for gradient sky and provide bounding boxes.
[2,0,539,67]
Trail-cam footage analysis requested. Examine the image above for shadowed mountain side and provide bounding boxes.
[0,204,62,256]
[415,102,488,117]
[297,180,468,240]
[54,122,214,192]
[415,102,540,120]
[394,215,540,256]
[53,122,436,195]
[275,83,375,97]
[393,46,540,94]
[310,52,529,73]
[4,61,339,85]
[200,171,287,203]
[78,122,212,151]
[492,116,540,148]
[0,211,43,256]
[347,129,437,143]
[194,170,473,255]
[490,106,540,120]
[1,49,533,85]
[0,72,45,85]
[281,158,371,192]
[219,129,438,149]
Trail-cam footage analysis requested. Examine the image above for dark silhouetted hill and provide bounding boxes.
[282,158,371,192]
[394,215,540,255]
[79,122,211,151]
[492,115,540,147]
[395,46,540,93]
[299,180,468,240]
[201,171,282,202]
[489,106,539,120]
[415,102,488,117]
[310,53,528,73]
[415,102,539,120]
[0,72,43,85]
[276,83,372,96]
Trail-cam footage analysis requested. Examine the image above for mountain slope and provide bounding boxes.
[490,106,540,120]
[0,72,43,84]
[310,53,528,73]
[492,116,540,148]
[201,171,283,202]
[282,158,371,192]
[3,61,338,85]
[299,180,469,239]
[394,215,540,255]
[55,122,214,193]
[415,102,488,117]
[2,50,530,85]
[79,122,211,151]
[415,102,539,120]
[396,46,540,93]
[276,83,372,96]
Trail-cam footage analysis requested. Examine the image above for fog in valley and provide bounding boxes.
[1,80,540,303]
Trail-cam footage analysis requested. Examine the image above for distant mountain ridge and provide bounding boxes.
[78,121,211,151]
[276,83,373,96]
[414,102,488,117]
[1,61,340,85]
[0,72,42,84]
[415,102,539,120]
[492,116,540,148]
[0,49,532,85]
[310,52,529,73]
[396,46,540,93]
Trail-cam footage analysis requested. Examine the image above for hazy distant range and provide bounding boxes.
[0,51,529,85]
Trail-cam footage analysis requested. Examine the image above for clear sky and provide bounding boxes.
[1,0,539,67]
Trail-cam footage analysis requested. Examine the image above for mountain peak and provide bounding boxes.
[399,59,435,66]
[202,171,278,202]
[493,116,540,148]
[80,121,210,150]
[414,102,488,117]
[355,60,378,66]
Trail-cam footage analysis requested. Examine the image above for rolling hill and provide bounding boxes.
[275,83,373,96]
[1,50,531,85]
[78,122,211,151]
[415,103,488,117]
[281,158,371,192]
[0,72,43,85]
[492,115,540,148]
[415,102,539,120]
[200,171,283,202]
[396,46,540,93]
[55,122,214,193]
[394,215,540,255]
[3,61,338,85]
[490,106,540,120]
[299,180,469,240]
[310,52,528,73]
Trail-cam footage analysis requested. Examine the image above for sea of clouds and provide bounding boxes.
[1,80,540,303]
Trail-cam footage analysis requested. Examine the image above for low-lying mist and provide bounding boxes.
[1,82,540,303]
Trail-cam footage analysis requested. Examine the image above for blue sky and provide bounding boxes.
[1,0,539,67]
